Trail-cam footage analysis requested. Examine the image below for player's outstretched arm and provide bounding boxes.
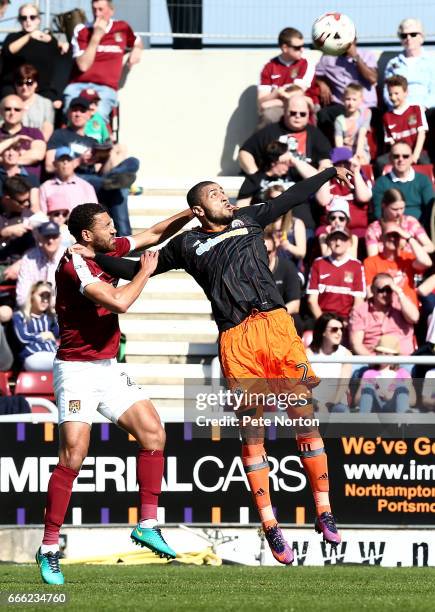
[242,167,353,227]
[83,251,158,313]
[131,209,193,250]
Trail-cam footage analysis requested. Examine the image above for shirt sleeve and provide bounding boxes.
[12,312,35,344]
[372,177,387,219]
[114,236,134,256]
[351,263,366,297]
[15,255,33,308]
[334,115,345,139]
[348,302,366,332]
[420,175,435,207]
[259,61,274,87]
[383,111,394,143]
[237,173,261,200]
[306,259,320,294]
[363,257,376,288]
[240,167,336,228]
[71,23,87,58]
[415,105,428,131]
[125,23,138,48]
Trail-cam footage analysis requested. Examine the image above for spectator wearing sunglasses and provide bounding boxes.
[0,3,64,105]
[349,272,418,356]
[363,221,431,306]
[14,64,54,141]
[39,146,98,217]
[257,27,319,127]
[372,141,434,226]
[12,280,59,371]
[317,197,358,259]
[384,19,435,163]
[366,188,433,257]
[239,95,331,231]
[0,139,40,207]
[307,313,351,413]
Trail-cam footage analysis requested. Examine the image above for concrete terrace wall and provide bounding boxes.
[118,49,320,179]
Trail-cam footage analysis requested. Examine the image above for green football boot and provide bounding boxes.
[131,525,176,560]
[35,548,65,585]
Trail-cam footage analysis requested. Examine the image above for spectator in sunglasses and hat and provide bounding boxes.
[349,272,419,356]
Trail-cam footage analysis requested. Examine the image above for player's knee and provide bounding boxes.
[59,445,87,471]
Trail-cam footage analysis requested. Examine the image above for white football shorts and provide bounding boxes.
[54,358,147,425]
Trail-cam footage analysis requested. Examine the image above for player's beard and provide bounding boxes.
[94,236,116,253]
[205,208,234,225]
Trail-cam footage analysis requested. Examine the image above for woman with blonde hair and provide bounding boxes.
[12,281,59,371]
[265,185,307,265]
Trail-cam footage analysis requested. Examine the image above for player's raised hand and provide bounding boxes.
[139,251,159,277]
[70,244,95,259]
[335,166,354,190]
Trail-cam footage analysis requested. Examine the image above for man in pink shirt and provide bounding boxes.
[349,272,419,355]
[39,147,98,215]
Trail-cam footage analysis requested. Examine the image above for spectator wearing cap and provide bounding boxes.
[81,88,110,144]
[366,188,434,257]
[316,147,372,240]
[349,272,418,356]
[306,227,365,320]
[39,146,98,216]
[354,334,416,413]
[363,221,432,306]
[46,96,139,235]
[14,63,55,141]
[0,94,46,179]
[15,221,63,308]
[0,138,40,207]
[372,141,434,227]
[63,0,143,122]
[317,197,358,259]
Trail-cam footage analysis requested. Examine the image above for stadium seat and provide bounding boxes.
[15,371,55,401]
[0,371,13,396]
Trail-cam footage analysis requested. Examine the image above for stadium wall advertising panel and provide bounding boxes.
[1,423,435,526]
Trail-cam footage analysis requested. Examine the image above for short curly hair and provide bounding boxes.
[67,203,107,241]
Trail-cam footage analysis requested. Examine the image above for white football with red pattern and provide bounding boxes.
[312,12,356,56]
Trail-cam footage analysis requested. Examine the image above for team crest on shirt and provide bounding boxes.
[114,32,123,42]
[408,114,417,126]
[68,400,81,413]
[290,68,298,79]
[344,271,354,283]
[231,219,245,229]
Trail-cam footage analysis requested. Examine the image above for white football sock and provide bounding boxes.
[139,518,158,528]
[40,544,59,554]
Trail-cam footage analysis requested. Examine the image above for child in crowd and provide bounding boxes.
[47,207,74,248]
[381,75,429,166]
[316,197,358,258]
[334,83,371,163]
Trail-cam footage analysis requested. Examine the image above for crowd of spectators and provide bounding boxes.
[0,0,143,375]
[237,18,435,412]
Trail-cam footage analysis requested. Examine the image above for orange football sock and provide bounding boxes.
[242,443,276,528]
[297,434,331,516]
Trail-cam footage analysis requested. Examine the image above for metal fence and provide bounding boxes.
[1,1,435,45]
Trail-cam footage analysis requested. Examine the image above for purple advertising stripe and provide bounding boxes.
[267,424,276,441]
[184,422,192,441]
[184,507,193,523]
[100,508,110,524]
[16,508,25,525]
[100,423,110,441]
[16,423,25,442]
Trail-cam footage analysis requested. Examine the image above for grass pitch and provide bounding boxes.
[1,564,435,611]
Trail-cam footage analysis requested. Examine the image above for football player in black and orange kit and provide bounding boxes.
[86,165,352,564]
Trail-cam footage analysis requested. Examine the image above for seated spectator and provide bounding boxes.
[12,280,59,371]
[316,198,358,259]
[14,64,54,141]
[366,188,434,256]
[264,231,302,335]
[354,335,416,413]
[80,88,110,143]
[0,323,14,371]
[417,274,435,318]
[39,146,98,216]
[306,227,365,320]
[0,139,39,207]
[47,208,74,249]
[63,0,143,122]
[15,221,63,307]
[307,313,351,413]
[376,75,429,174]
[257,27,318,127]
[268,197,307,267]
[363,222,432,305]
[0,3,65,104]
[46,97,138,235]
[316,38,378,140]
[421,367,435,411]
[0,95,46,179]
[349,272,419,356]
[0,176,36,284]
[383,18,435,162]
[334,83,371,163]
[315,148,372,240]
[372,141,434,227]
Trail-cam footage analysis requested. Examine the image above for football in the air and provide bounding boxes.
[312,12,356,56]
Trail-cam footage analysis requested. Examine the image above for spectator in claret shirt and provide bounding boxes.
[63,0,144,122]
[257,27,318,127]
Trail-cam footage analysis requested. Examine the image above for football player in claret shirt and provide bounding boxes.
[36,203,193,585]
[86,167,353,566]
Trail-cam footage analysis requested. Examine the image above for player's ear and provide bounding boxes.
[81,228,93,243]
[191,205,203,217]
